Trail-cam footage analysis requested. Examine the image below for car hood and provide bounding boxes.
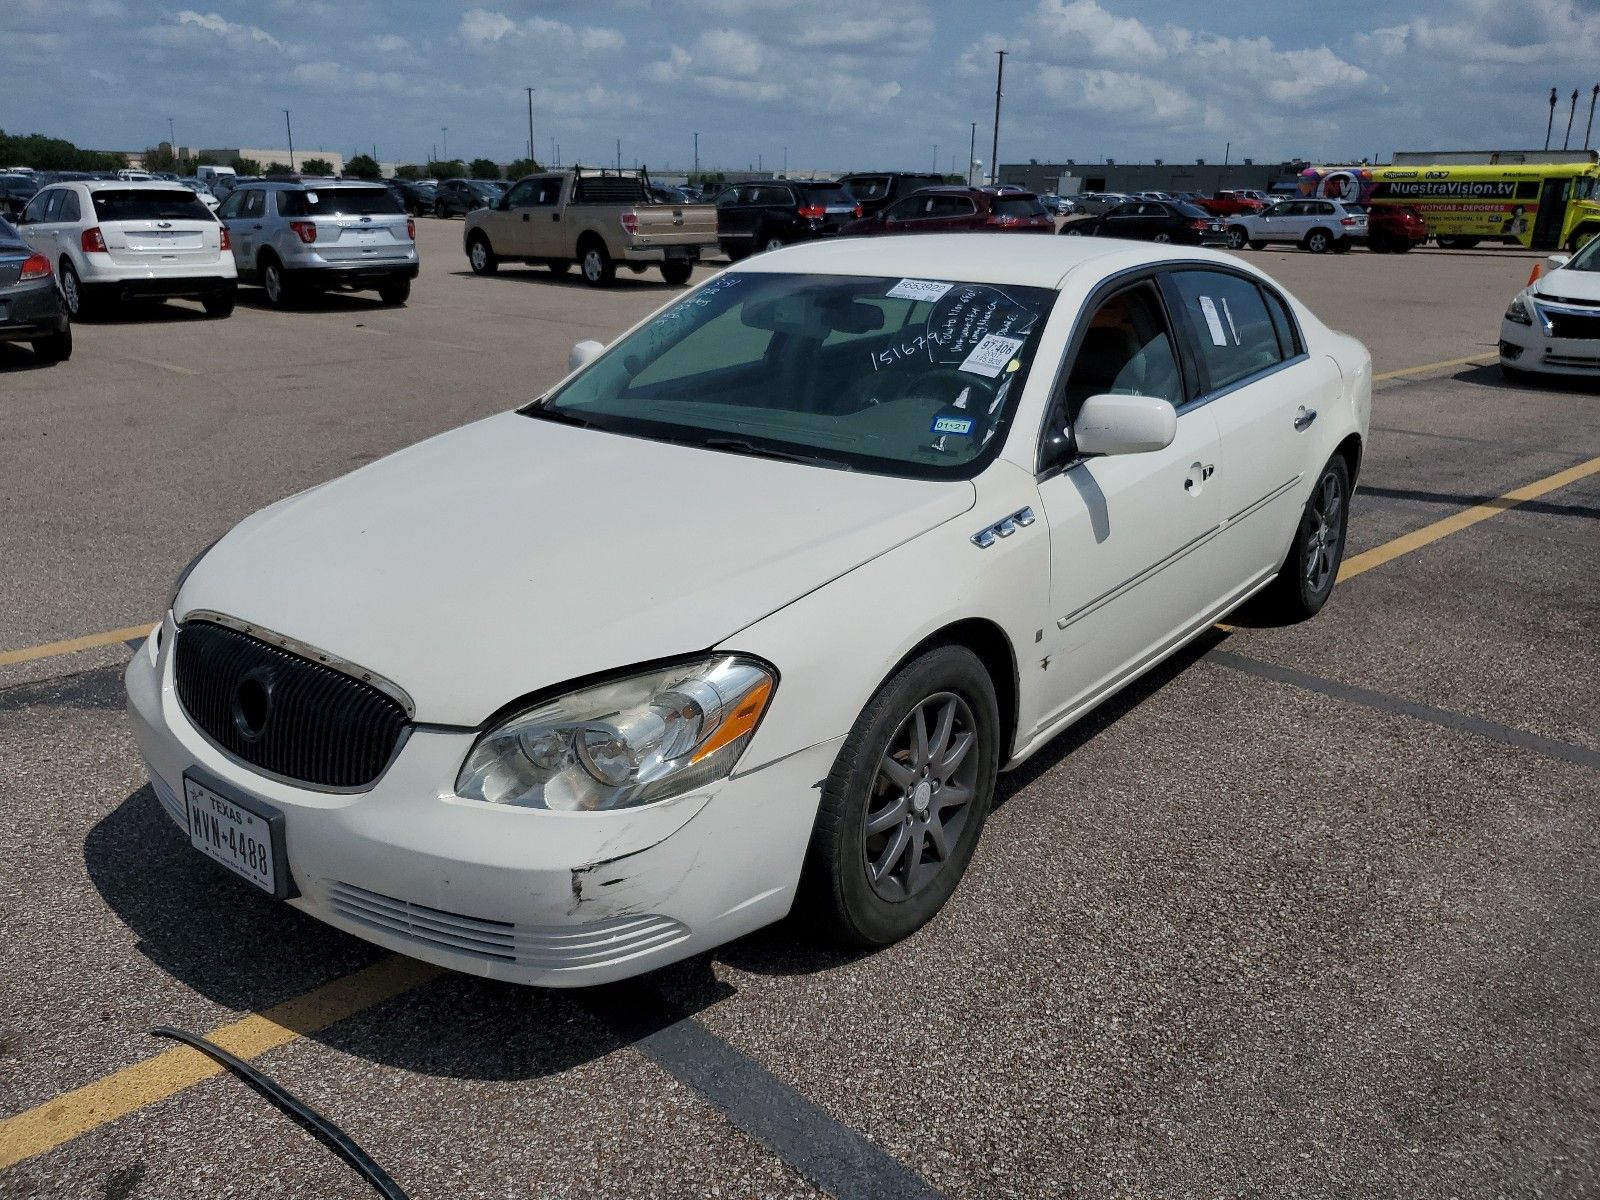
[1534,269,1600,303]
[179,412,976,726]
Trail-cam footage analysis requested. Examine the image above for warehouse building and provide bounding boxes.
[998,159,1309,196]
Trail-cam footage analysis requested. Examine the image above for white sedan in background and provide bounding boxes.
[1500,239,1600,379]
[126,236,1371,986]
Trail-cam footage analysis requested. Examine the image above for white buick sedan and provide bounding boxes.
[127,236,1371,986]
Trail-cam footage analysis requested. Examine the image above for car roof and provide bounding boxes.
[62,179,198,192]
[729,232,1250,290]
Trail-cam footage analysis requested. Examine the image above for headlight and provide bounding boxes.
[1504,293,1534,326]
[455,656,776,811]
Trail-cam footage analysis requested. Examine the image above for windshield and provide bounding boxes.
[532,272,1058,479]
[91,189,213,222]
[278,187,403,217]
[1565,235,1600,272]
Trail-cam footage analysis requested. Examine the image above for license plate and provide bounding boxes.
[348,230,382,244]
[183,774,284,896]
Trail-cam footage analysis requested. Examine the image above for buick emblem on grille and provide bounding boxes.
[231,667,276,742]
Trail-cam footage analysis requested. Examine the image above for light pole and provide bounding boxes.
[693,132,700,179]
[969,122,976,186]
[442,127,448,161]
[933,143,938,173]
[283,109,295,172]
[525,87,535,164]
[1586,84,1599,151]
[1564,88,1579,151]
[1546,87,1558,151]
[990,49,1008,186]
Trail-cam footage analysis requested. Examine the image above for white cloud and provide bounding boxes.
[171,10,284,51]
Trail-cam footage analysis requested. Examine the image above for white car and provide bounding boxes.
[126,236,1371,986]
[1224,199,1368,254]
[1500,241,1600,379]
[15,179,237,318]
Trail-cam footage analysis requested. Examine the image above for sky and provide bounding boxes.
[4,0,1599,173]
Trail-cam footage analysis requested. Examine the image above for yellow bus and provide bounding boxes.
[1299,162,1600,251]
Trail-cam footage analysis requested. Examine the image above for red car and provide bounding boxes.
[1194,190,1265,218]
[1364,204,1428,253]
[839,187,1055,236]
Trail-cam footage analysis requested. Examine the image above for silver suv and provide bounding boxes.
[1225,198,1368,254]
[217,181,418,307]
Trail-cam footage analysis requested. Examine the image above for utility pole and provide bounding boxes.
[783,146,788,175]
[167,116,175,154]
[990,49,1008,186]
[1224,141,1230,166]
[1564,88,1579,151]
[616,138,622,171]
[969,121,976,186]
[1546,87,1558,151]
[526,87,535,163]
[283,109,295,171]
[933,143,938,173]
[693,132,700,178]
[442,126,448,161]
[1586,84,1599,151]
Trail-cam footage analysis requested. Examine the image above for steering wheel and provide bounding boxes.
[899,366,984,404]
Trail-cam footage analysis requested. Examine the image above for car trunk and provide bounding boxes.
[93,188,223,269]
[0,246,29,287]
[281,187,413,264]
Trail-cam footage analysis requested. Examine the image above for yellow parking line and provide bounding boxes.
[0,625,155,668]
[0,956,437,1169]
[1342,454,1600,580]
[1373,352,1495,381]
[122,356,201,377]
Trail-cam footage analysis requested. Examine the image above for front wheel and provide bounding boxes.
[799,645,999,947]
[660,259,694,286]
[31,326,72,363]
[579,242,616,286]
[377,278,410,306]
[1261,456,1350,621]
[467,234,498,275]
[1248,240,1267,250]
[759,234,786,254]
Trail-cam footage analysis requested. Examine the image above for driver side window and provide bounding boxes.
[505,179,540,207]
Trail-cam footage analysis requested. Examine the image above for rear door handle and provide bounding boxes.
[1294,407,1317,431]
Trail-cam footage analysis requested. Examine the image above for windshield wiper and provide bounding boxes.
[523,404,603,430]
[700,437,850,470]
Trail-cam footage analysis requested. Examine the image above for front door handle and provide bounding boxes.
[1294,406,1317,431]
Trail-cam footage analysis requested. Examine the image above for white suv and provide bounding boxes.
[1223,199,1367,254]
[15,180,237,318]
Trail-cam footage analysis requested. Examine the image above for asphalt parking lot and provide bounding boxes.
[2,220,1596,1199]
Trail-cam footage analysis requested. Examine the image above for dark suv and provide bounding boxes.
[433,179,500,218]
[839,187,1054,236]
[837,172,946,219]
[713,180,859,258]
[387,178,437,216]
[0,175,40,220]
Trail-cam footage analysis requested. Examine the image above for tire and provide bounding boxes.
[799,644,1000,947]
[1567,226,1599,253]
[1151,232,1173,243]
[260,256,293,309]
[660,259,694,286]
[1248,240,1267,250]
[1436,236,1479,249]
[202,284,236,318]
[759,234,785,254]
[467,233,498,275]
[1393,240,1414,254]
[546,258,572,275]
[377,278,410,306]
[58,260,88,319]
[1304,229,1331,254]
[1260,455,1351,622]
[579,240,615,286]
[30,325,72,363]
[434,201,447,219]
[1061,225,1084,236]
[1331,237,1352,254]
[1226,226,1249,250]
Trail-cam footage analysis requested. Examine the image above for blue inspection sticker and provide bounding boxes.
[931,416,974,436]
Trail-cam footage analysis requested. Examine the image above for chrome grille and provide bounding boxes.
[328,882,518,962]
[173,621,408,789]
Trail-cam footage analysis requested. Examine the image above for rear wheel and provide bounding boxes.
[202,284,236,318]
[1261,456,1350,622]
[660,259,694,286]
[59,260,88,319]
[759,234,786,253]
[377,278,410,306]
[1248,240,1266,250]
[467,233,498,275]
[1061,225,1084,236]
[1392,240,1415,254]
[579,240,615,286]
[30,326,72,363]
[1436,236,1480,249]
[1151,232,1173,243]
[1226,226,1249,250]
[260,257,294,308]
[1304,229,1331,254]
[799,644,999,947]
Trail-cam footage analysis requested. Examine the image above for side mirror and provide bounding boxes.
[568,339,604,372]
[1546,254,1570,273]
[497,196,510,211]
[1073,394,1177,456]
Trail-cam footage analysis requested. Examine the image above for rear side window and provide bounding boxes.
[1261,287,1303,358]
[928,195,976,217]
[91,189,213,222]
[992,196,1045,218]
[58,191,81,222]
[1167,270,1286,393]
[278,188,402,217]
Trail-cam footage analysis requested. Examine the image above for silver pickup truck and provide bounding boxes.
[463,168,717,286]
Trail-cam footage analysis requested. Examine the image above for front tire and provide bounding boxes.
[1261,455,1350,621]
[31,326,72,363]
[467,233,498,275]
[1226,226,1249,250]
[800,645,999,947]
[660,259,694,286]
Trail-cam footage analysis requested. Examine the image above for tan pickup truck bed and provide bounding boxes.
[463,169,717,286]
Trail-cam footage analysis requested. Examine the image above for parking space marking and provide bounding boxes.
[0,956,437,1169]
[119,356,201,377]
[1341,454,1600,580]
[0,624,154,668]
[1206,649,1600,770]
[1372,352,1495,382]
[585,985,945,1200]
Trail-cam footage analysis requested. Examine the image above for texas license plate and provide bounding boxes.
[184,774,282,895]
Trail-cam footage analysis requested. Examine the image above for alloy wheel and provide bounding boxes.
[1304,470,1345,594]
[263,265,282,304]
[60,266,80,315]
[1152,233,1173,243]
[583,250,602,281]
[470,241,487,271]
[862,692,980,902]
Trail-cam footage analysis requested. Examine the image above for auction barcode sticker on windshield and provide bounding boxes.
[886,278,954,302]
[959,333,1026,378]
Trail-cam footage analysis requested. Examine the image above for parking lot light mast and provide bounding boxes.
[1563,88,1579,151]
[283,109,295,172]
[525,88,535,163]
[1586,84,1599,151]
[693,132,700,179]
[442,127,448,162]
[990,49,1008,186]
[969,122,976,186]
[1545,87,1557,151]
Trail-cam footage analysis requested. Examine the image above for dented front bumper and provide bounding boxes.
[124,622,842,986]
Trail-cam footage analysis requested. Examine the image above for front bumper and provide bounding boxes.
[124,621,840,987]
[1499,315,1600,376]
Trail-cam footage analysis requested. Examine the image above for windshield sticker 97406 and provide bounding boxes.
[960,334,1026,378]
